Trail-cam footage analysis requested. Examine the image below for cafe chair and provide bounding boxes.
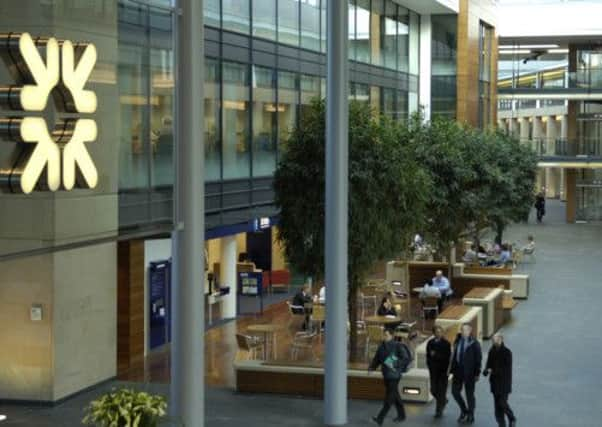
[286,301,306,334]
[361,295,377,320]
[365,325,383,361]
[290,332,317,361]
[311,304,326,342]
[421,296,440,331]
[235,333,265,360]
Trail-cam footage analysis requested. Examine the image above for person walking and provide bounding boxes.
[369,329,413,425]
[484,333,516,427]
[451,323,482,424]
[427,325,452,418]
[534,192,546,223]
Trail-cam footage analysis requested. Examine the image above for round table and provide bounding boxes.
[364,315,404,325]
[247,324,282,360]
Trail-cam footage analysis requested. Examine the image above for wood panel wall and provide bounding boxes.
[117,240,145,376]
[456,0,498,128]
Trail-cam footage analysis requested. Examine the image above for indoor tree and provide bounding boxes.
[274,100,431,360]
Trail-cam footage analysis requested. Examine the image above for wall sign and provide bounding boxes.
[0,32,98,194]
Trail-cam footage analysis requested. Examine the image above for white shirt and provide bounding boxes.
[319,286,326,303]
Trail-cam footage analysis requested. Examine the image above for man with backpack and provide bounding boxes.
[368,328,413,425]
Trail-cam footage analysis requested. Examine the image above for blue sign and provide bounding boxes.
[149,259,171,350]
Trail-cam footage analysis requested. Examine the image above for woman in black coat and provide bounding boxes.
[484,334,516,427]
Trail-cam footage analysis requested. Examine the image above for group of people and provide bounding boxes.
[462,235,536,268]
[369,323,516,426]
[426,324,516,426]
[420,270,453,314]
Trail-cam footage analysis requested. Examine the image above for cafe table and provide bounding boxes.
[364,315,403,326]
[247,323,282,360]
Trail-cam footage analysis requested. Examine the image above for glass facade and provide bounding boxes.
[478,21,494,129]
[116,0,419,233]
[431,14,457,119]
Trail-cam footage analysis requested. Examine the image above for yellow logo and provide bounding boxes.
[0,32,98,193]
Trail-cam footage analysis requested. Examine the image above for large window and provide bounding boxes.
[253,0,276,41]
[382,2,397,70]
[278,71,298,154]
[222,62,250,179]
[205,58,221,181]
[252,66,277,177]
[300,74,321,121]
[431,14,458,119]
[355,0,371,63]
[204,0,220,28]
[396,7,410,73]
[478,21,493,129]
[279,0,300,46]
[223,0,250,34]
[301,0,320,51]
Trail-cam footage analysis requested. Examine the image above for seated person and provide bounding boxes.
[420,279,442,299]
[291,283,313,330]
[291,284,312,314]
[487,243,512,267]
[377,296,397,317]
[522,235,535,254]
[432,270,452,312]
[462,244,478,263]
[318,285,326,304]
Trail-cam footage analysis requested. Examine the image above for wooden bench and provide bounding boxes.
[463,266,513,276]
[234,359,432,403]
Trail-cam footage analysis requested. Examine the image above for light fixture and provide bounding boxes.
[402,387,421,395]
[499,44,558,49]
[0,415,7,421]
[548,49,569,54]
[498,50,531,55]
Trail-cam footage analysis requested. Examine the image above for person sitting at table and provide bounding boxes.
[291,284,313,329]
[487,244,512,267]
[463,245,478,264]
[318,284,326,304]
[420,279,442,318]
[432,270,453,311]
[377,296,398,317]
[522,235,535,255]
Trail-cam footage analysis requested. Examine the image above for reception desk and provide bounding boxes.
[235,359,432,403]
[462,287,504,338]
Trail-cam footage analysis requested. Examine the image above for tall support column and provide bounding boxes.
[419,14,432,121]
[220,236,237,318]
[171,0,204,426]
[519,117,530,143]
[546,116,559,198]
[324,0,348,425]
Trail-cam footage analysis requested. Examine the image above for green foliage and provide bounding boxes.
[82,388,167,427]
[274,99,431,283]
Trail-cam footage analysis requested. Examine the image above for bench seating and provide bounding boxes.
[234,359,432,403]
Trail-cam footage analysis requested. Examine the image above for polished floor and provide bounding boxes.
[2,200,602,426]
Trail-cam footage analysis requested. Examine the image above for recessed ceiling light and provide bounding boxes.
[0,415,7,421]
[548,49,569,54]
[499,50,531,54]
[499,44,559,49]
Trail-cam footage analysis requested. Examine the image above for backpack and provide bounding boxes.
[384,342,413,376]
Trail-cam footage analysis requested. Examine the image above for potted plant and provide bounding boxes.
[83,388,167,427]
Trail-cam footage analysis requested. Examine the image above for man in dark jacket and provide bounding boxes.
[484,333,516,427]
[291,284,312,329]
[369,329,412,425]
[451,323,482,424]
[535,192,546,223]
[427,325,452,418]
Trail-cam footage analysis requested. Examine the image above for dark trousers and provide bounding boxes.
[536,208,544,222]
[452,375,476,415]
[430,369,449,413]
[376,378,405,422]
[493,393,515,427]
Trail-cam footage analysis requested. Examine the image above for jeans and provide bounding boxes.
[376,378,405,422]
[430,369,449,413]
[494,393,515,427]
[452,375,476,415]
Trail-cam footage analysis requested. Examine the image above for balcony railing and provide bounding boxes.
[521,137,602,158]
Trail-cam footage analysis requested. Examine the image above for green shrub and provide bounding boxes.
[83,388,167,427]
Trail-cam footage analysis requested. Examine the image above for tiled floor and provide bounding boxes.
[2,200,601,426]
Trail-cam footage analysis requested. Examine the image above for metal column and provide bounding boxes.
[324,0,349,425]
[171,0,205,426]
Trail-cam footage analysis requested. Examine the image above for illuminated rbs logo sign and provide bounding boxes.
[0,33,98,194]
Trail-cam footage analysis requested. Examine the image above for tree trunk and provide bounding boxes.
[494,221,504,245]
[348,281,360,363]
